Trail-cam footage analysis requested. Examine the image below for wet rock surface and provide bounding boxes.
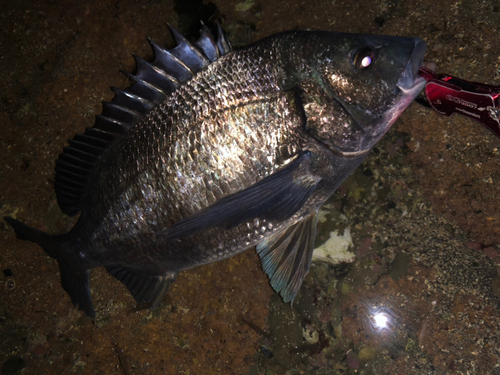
[2,0,500,374]
[251,131,500,374]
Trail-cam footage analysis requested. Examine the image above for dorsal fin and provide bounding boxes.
[54,23,233,216]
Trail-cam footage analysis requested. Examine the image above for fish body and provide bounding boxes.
[5,25,427,317]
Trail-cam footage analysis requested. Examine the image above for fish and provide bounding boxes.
[4,23,427,318]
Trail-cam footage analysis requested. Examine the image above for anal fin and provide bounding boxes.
[256,210,319,303]
[105,265,176,309]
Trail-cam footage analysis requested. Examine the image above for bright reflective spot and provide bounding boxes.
[330,73,350,88]
[361,56,372,68]
[373,313,388,329]
[362,301,398,334]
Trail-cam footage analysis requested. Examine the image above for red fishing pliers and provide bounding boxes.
[418,66,500,139]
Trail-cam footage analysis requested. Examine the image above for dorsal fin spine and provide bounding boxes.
[135,55,182,86]
[150,39,195,78]
[57,169,87,183]
[216,22,232,55]
[133,55,181,94]
[110,87,154,114]
[196,25,219,61]
[94,116,130,135]
[168,25,211,67]
[54,23,233,216]
[121,70,167,98]
[101,102,142,125]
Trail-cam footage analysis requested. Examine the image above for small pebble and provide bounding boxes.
[483,247,498,259]
[302,324,319,344]
[346,350,360,369]
[259,345,273,359]
[358,346,377,361]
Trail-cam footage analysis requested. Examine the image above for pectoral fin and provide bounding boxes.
[162,151,321,242]
[256,210,319,303]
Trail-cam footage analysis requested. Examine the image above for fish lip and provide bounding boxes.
[357,40,428,151]
[396,38,427,91]
[396,73,427,99]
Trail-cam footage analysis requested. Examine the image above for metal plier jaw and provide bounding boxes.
[419,66,500,138]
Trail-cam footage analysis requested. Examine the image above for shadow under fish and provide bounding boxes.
[5,22,427,318]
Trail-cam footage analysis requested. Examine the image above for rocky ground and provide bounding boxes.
[1,0,500,374]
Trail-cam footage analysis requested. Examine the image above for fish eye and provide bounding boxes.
[351,46,376,70]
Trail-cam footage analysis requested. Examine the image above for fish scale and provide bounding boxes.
[5,26,427,317]
[91,95,304,259]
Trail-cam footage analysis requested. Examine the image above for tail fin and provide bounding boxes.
[4,217,95,318]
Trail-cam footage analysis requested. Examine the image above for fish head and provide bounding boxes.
[299,32,427,156]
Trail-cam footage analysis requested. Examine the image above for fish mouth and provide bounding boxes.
[355,38,428,151]
[393,38,429,106]
[316,37,429,158]
[396,38,428,93]
[396,73,427,100]
[324,55,430,158]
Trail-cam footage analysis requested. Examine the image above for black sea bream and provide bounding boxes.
[5,24,427,318]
